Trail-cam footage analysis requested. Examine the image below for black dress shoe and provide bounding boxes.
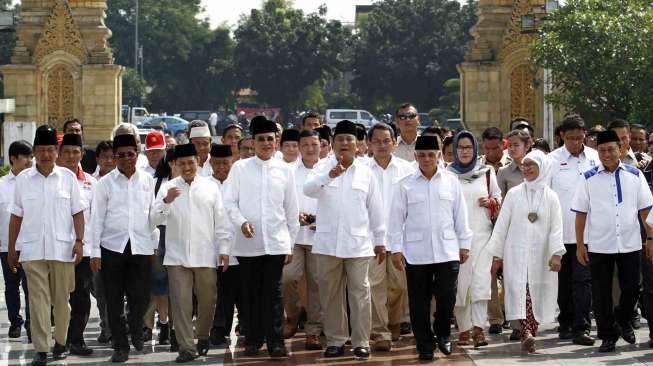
[353,347,370,359]
[572,333,596,346]
[488,324,503,334]
[8,324,21,338]
[31,352,47,366]
[244,344,260,356]
[209,328,227,346]
[175,350,197,363]
[97,331,112,344]
[111,349,129,363]
[558,327,573,340]
[437,338,452,355]
[196,339,210,356]
[324,345,345,357]
[598,339,617,352]
[400,322,412,335]
[69,343,94,356]
[621,325,636,344]
[52,342,68,359]
[268,345,288,358]
[509,329,521,341]
[132,337,144,351]
[418,351,435,361]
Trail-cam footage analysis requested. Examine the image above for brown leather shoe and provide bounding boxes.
[472,327,488,348]
[283,320,298,339]
[457,330,471,346]
[374,339,392,352]
[305,335,322,350]
[389,323,401,341]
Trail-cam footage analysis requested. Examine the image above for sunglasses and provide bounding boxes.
[397,113,417,120]
[114,151,138,159]
[256,136,275,142]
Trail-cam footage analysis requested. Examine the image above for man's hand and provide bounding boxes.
[576,245,589,266]
[90,258,102,272]
[491,258,502,277]
[219,255,230,272]
[164,187,182,204]
[391,252,405,271]
[549,255,562,272]
[329,164,346,179]
[241,222,255,238]
[374,245,386,264]
[459,249,470,264]
[478,197,490,208]
[7,248,19,274]
[299,213,310,226]
[284,254,293,265]
[72,241,84,265]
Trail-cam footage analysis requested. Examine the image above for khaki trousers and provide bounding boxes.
[316,254,371,348]
[23,260,75,352]
[167,266,217,354]
[282,244,323,336]
[488,274,504,325]
[369,255,407,340]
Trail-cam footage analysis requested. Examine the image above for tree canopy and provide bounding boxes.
[531,0,653,125]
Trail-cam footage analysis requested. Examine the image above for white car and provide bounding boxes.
[325,109,379,129]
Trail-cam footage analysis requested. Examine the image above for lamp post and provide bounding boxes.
[134,0,139,72]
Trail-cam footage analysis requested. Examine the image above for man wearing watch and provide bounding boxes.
[57,134,97,356]
[7,126,85,366]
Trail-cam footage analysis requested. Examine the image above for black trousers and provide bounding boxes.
[67,257,93,345]
[213,265,243,336]
[589,250,640,340]
[641,249,653,337]
[405,261,459,352]
[0,252,29,327]
[101,243,152,351]
[237,255,285,348]
[557,244,592,334]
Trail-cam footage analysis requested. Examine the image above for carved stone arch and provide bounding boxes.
[33,0,88,66]
[45,64,75,129]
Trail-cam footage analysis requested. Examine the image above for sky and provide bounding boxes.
[200,0,400,28]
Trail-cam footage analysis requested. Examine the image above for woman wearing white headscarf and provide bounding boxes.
[485,149,565,353]
[448,131,502,348]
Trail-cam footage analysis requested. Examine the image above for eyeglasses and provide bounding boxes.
[114,151,138,159]
[255,136,275,142]
[397,113,417,121]
[456,146,474,152]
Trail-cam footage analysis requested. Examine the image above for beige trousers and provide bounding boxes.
[282,244,323,336]
[488,274,504,325]
[316,254,371,348]
[167,266,217,353]
[22,260,75,352]
[368,255,407,340]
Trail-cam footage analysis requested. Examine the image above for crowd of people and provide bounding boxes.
[2,104,653,365]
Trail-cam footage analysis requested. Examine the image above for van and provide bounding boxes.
[325,109,378,129]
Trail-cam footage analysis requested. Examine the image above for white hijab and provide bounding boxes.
[523,149,551,191]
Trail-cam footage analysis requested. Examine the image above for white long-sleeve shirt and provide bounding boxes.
[77,171,96,257]
[222,156,299,256]
[91,168,157,257]
[304,156,386,258]
[151,175,232,268]
[368,155,414,248]
[0,171,17,253]
[388,168,473,265]
[210,177,238,266]
[294,159,320,246]
[10,166,84,263]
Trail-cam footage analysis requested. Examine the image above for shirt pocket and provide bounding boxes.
[55,191,74,242]
[406,190,426,213]
[350,225,369,238]
[405,230,423,243]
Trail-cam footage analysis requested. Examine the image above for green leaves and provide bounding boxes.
[531,0,653,125]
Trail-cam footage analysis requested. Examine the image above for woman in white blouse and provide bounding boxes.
[485,150,565,353]
[448,131,502,348]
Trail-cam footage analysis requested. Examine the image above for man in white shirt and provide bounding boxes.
[304,120,386,360]
[222,117,299,359]
[0,141,32,340]
[394,103,420,162]
[281,130,323,349]
[151,143,231,363]
[189,121,213,177]
[366,123,413,351]
[572,130,653,353]
[90,134,157,363]
[138,131,166,176]
[57,134,97,356]
[280,129,300,164]
[549,115,599,346]
[207,144,242,346]
[389,135,472,361]
[8,126,85,366]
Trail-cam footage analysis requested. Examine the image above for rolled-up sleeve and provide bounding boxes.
[9,175,24,218]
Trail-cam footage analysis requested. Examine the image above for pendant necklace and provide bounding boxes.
[525,185,542,223]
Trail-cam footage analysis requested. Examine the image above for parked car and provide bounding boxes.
[179,110,211,122]
[325,109,379,129]
[141,116,189,140]
[122,105,150,124]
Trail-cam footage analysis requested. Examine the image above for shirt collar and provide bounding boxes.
[371,155,399,171]
[28,165,61,178]
[562,145,586,160]
[397,135,418,146]
[597,161,625,174]
[414,166,443,181]
[253,155,274,166]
